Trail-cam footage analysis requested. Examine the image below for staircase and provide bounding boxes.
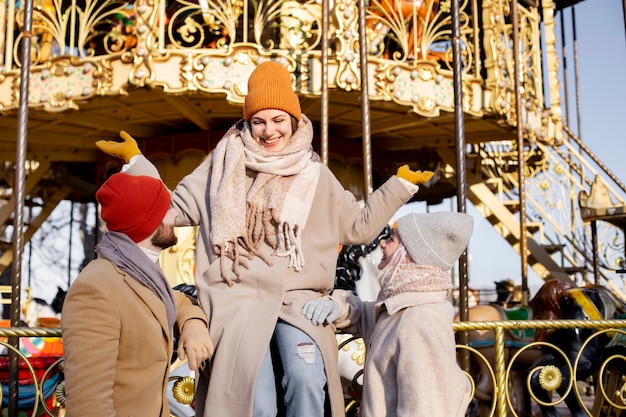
[450,130,626,299]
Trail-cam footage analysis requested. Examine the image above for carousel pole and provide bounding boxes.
[10,0,34,413]
[451,0,469,325]
[357,0,372,199]
[511,0,529,304]
[320,0,329,166]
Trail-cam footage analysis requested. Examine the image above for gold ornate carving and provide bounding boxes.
[334,0,360,91]
[172,375,196,405]
[538,365,562,392]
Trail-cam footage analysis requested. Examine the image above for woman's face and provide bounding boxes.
[249,109,294,153]
[378,229,401,270]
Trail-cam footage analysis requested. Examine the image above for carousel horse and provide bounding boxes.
[493,278,524,307]
[334,227,391,415]
[21,286,65,328]
[454,282,536,417]
[528,279,626,417]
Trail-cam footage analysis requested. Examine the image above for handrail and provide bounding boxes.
[564,125,626,195]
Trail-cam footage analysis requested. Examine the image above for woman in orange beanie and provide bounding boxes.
[96,61,433,417]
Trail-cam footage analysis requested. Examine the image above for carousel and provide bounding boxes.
[0,0,625,415]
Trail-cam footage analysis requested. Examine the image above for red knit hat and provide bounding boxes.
[96,173,171,243]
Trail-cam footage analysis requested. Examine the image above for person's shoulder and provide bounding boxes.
[71,258,122,287]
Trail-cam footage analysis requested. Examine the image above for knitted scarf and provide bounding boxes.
[377,245,452,302]
[97,231,176,333]
[209,115,321,285]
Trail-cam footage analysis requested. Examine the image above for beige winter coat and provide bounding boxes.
[332,290,471,417]
[62,257,208,417]
[129,154,416,417]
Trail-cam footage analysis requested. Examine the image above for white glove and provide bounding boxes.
[301,298,340,326]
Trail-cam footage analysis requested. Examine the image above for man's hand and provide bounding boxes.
[95,130,141,163]
[301,298,340,326]
[177,320,214,371]
[396,164,434,185]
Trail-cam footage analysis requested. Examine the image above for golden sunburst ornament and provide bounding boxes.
[172,376,195,405]
[539,365,562,392]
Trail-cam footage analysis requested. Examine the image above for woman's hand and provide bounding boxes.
[95,130,141,163]
[396,164,434,185]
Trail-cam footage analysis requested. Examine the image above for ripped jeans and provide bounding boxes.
[253,320,327,417]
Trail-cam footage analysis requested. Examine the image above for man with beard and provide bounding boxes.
[62,173,214,417]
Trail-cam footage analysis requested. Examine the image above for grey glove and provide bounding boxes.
[301,298,340,326]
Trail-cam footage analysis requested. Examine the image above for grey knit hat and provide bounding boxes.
[396,212,474,271]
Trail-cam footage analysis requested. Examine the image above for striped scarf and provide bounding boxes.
[209,115,320,285]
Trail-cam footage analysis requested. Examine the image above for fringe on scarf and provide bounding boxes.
[216,204,310,286]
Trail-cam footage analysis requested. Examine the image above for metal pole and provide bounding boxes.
[591,220,599,284]
[511,0,529,304]
[451,0,469,344]
[560,9,570,127]
[357,0,372,198]
[321,0,329,166]
[10,0,34,413]
[68,202,74,287]
[572,6,582,143]
[571,6,583,270]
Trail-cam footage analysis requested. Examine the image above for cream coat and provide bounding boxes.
[129,154,416,417]
[332,290,471,417]
[62,257,208,417]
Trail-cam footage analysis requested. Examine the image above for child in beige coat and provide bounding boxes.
[302,211,474,417]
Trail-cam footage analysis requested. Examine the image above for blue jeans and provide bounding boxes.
[253,320,327,417]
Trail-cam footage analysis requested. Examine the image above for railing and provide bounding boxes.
[2,320,626,417]
[0,0,559,140]
[0,327,63,417]
[452,318,626,417]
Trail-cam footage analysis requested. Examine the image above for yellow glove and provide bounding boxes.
[177,319,214,371]
[95,130,141,163]
[396,164,434,185]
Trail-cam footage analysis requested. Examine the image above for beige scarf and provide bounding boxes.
[377,245,452,301]
[209,115,320,285]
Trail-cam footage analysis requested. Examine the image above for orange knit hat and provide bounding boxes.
[243,62,302,121]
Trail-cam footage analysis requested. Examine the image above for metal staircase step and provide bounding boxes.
[502,200,520,213]
[541,244,566,254]
[526,222,543,235]
[564,266,588,275]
